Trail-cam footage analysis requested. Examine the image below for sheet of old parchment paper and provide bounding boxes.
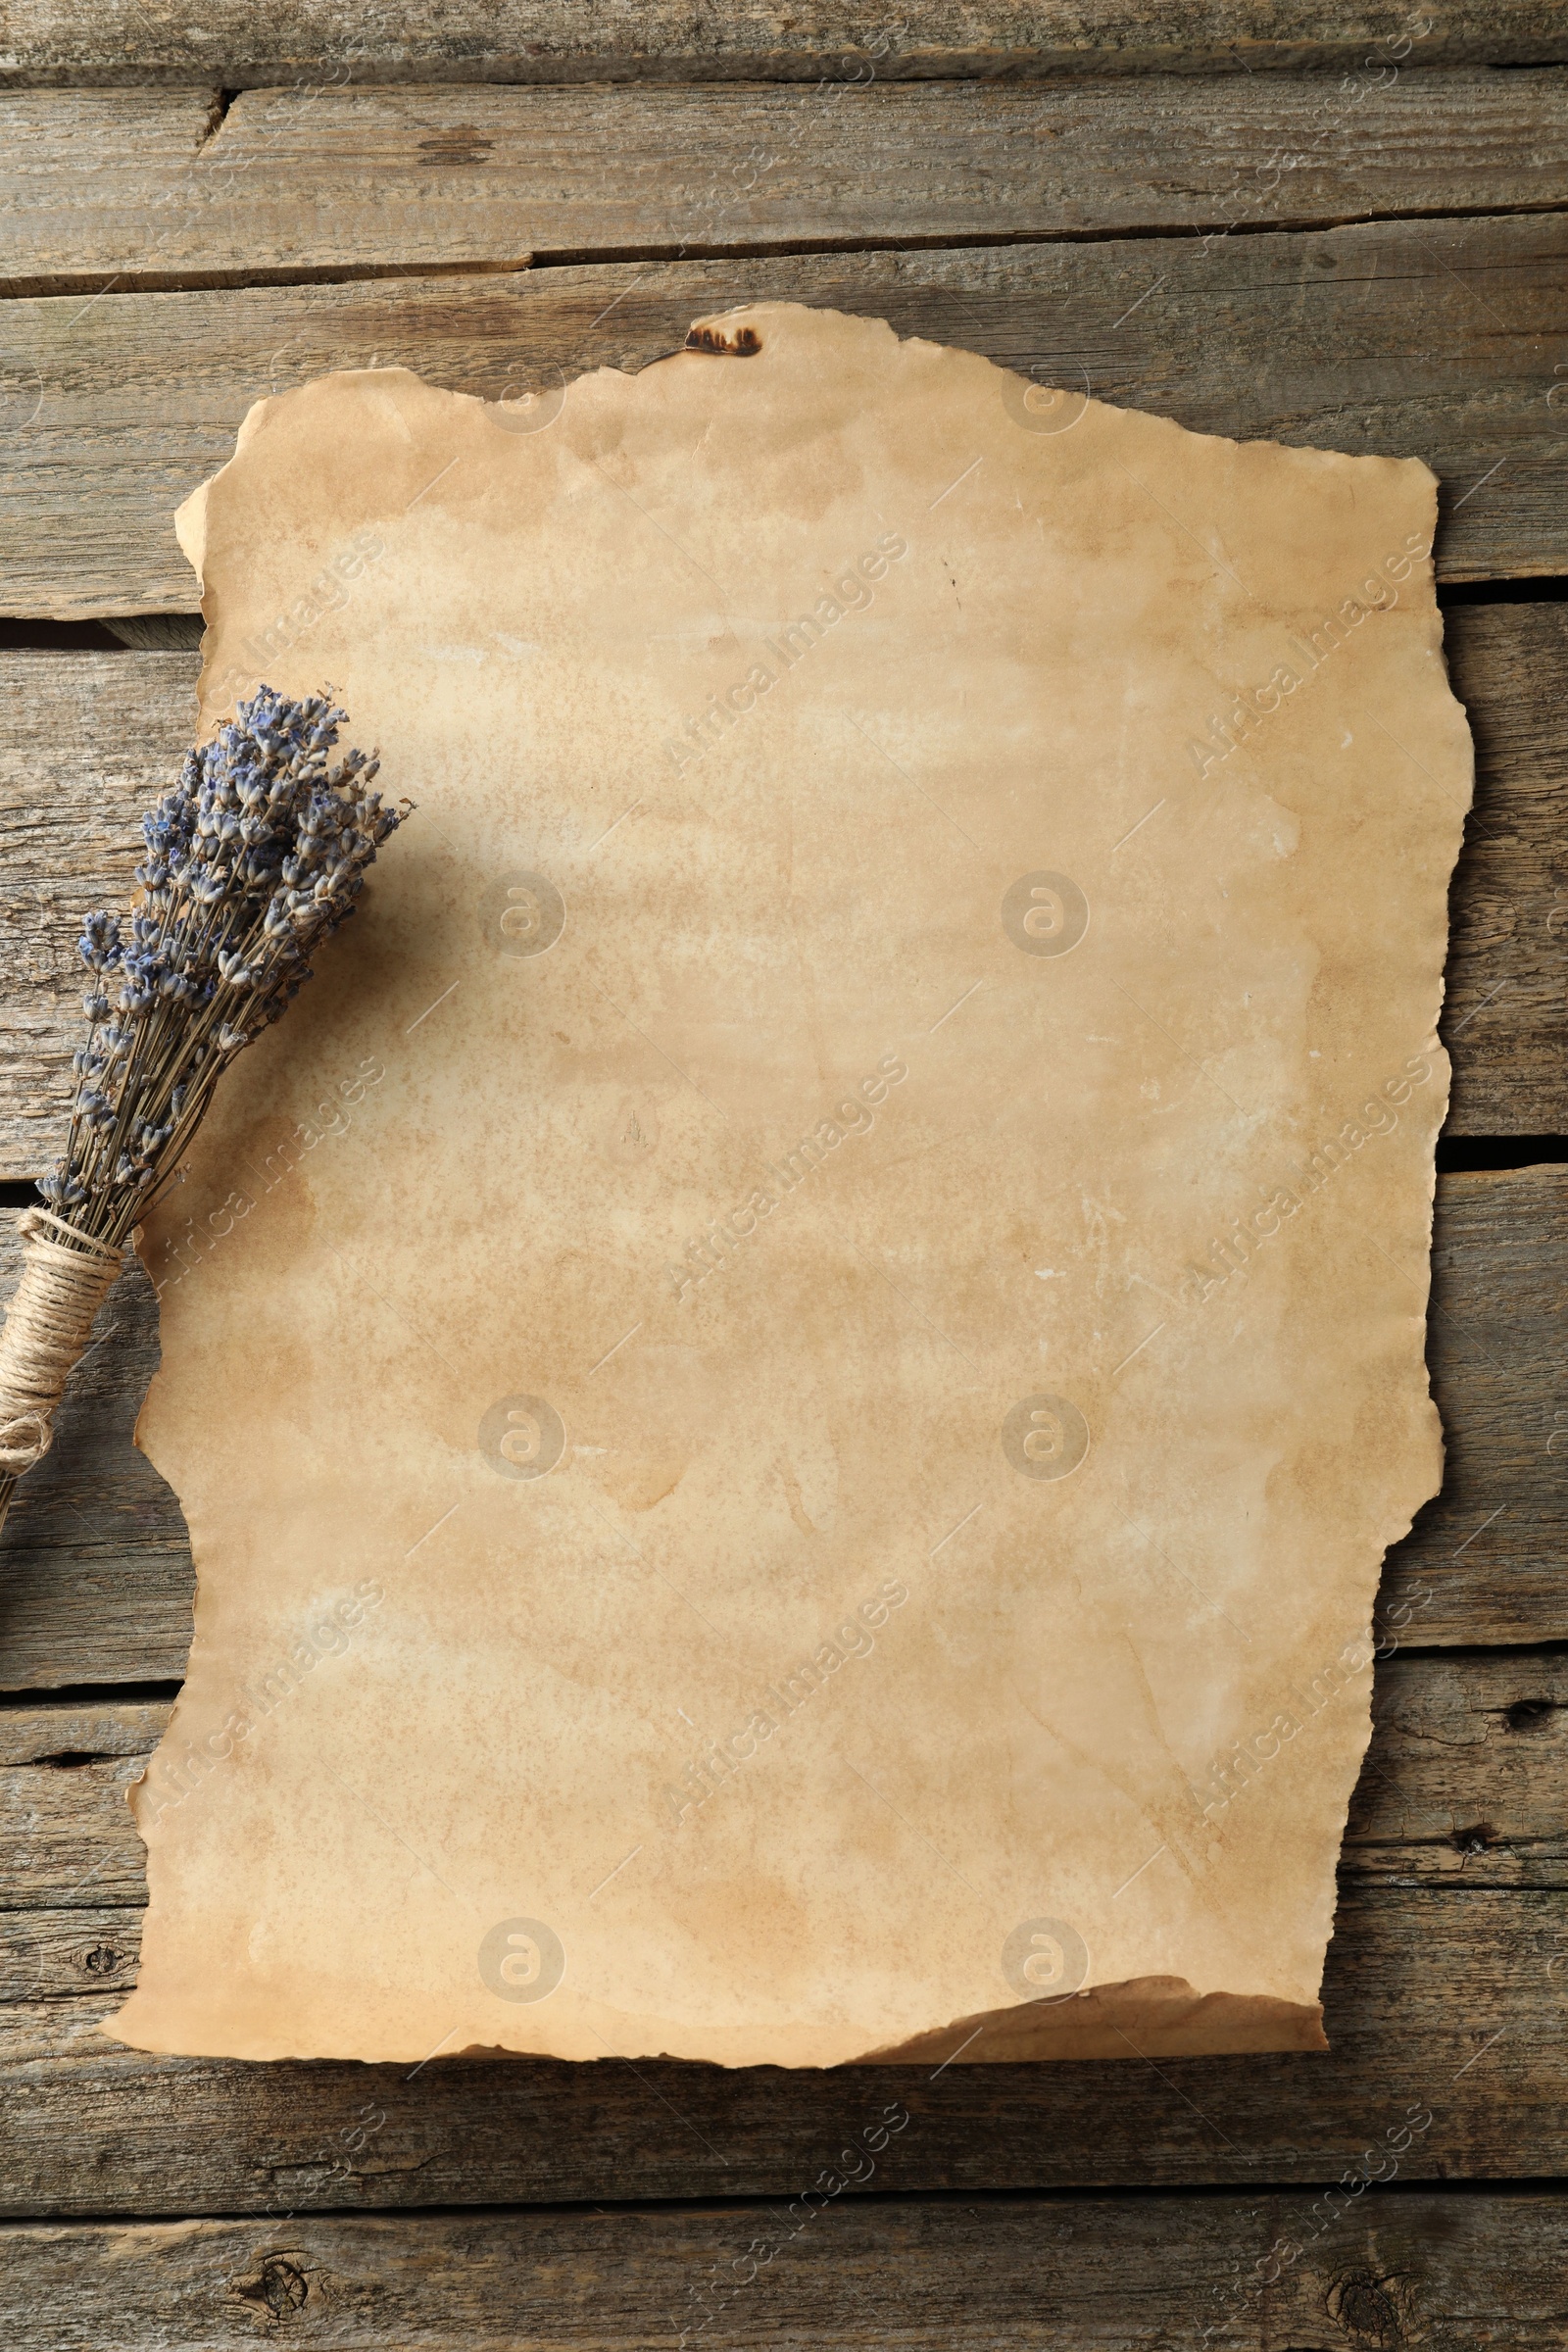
[110,301,1471,2065]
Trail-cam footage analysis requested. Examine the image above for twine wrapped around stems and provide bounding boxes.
[0,1207,123,1492]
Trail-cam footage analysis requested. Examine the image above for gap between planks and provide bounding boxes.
[1,2189,1566,2352]
[3,221,1565,614]
[0,1167,1565,1687]
[4,605,1564,1150]
[6,0,1568,86]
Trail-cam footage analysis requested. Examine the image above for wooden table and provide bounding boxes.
[2,9,1566,2341]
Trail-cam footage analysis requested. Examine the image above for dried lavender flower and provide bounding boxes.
[0,686,409,1515]
[39,685,406,1235]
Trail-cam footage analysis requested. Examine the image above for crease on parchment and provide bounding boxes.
[107,300,1470,2067]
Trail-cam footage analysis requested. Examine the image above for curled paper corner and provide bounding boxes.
[863,1978,1329,2065]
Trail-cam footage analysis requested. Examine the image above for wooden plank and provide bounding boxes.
[0,653,196,1182]
[1443,604,1568,1134]
[1351,1648,1568,1882]
[1,1700,169,1913]
[0,1883,1557,2208]
[5,3,1566,87]
[0,93,220,305]
[4,1644,1561,1921]
[6,74,1567,293]
[0,1909,141,2006]
[1,663,1564,1668]
[0,1671,1561,2209]
[1,219,1563,615]
[2,2191,1566,2348]
[0,1164,1562,1679]
[0,1225,192,1690]
[3,611,1558,1158]
[1379,1166,1568,1635]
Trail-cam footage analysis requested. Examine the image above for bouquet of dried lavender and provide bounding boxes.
[0,686,407,1532]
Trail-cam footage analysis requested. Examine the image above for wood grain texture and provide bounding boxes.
[0,652,1563,1682]
[6,73,1568,293]
[0,1883,1557,2208]
[2,1699,168,1914]
[3,2192,1567,2348]
[1443,604,1568,1133]
[0,93,220,303]
[1,603,1561,1173]
[3,1173,1564,1682]
[0,1908,139,2008]
[1379,1166,1568,1632]
[1,1238,1560,2208]
[2,218,1564,615]
[0,653,195,1178]
[1351,1647,1568,1884]
[2,1169,1566,1665]
[0,22,1558,2280]
[0,1218,191,1690]
[5,2,1566,86]
[4,1643,1562,1926]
